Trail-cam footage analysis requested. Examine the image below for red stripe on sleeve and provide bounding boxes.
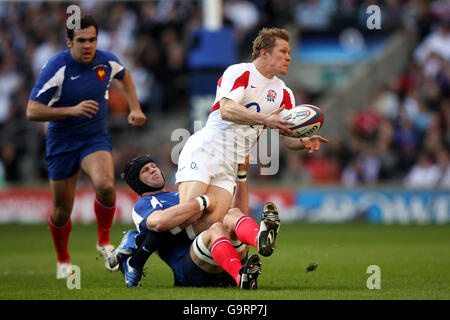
[230,71,250,92]
[209,76,224,113]
[210,101,220,114]
[281,89,293,109]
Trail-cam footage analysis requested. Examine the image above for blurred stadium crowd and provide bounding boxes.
[0,0,449,189]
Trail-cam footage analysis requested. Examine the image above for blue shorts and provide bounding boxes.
[46,134,112,180]
[177,250,247,288]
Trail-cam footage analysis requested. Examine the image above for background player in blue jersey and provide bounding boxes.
[112,155,279,289]
[26,16,147,279]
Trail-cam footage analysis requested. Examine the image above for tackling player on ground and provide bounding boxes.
[26,15,147,279]
[110,155,279,289]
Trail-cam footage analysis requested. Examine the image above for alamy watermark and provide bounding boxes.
[366,265,381,289]
[66,5,81,30]
[67,4,381,32]
[366,5,381,30]
[66,265,81,290]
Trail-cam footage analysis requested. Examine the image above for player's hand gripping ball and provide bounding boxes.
[280,104,324,138]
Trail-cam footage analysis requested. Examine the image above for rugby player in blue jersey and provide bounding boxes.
[109,155,279,289]
[26,16,147,279]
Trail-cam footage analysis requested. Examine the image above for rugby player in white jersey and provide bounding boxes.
[175,27,328,228]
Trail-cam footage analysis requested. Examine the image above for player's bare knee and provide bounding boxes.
[210,222,227,235]
[223,208,244,230]
[228,207,244,218]
[205,222,228,248]
[52,207,72,224]
[95,182,115,203]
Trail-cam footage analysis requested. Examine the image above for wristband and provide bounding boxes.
[196,195,210,211]
[237,170,247,182]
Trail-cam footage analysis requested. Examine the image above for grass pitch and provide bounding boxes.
[0,223,448,300]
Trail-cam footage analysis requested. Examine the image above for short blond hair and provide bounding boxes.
[252,27,290,61]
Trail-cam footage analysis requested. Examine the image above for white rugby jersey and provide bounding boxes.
[202,62,295,163]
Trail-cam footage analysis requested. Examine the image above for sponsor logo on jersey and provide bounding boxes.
[266,90,277,102]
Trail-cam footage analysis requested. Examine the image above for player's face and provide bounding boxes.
[139,162,165,189]
[67,26,97,64]
[265,39,291,76]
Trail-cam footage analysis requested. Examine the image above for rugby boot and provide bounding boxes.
[239,254,262,290]
[56,262,72,279]
[119,256,144,287]
[257,202,280,257]
[107,230,138,271]
[96,242,117,271]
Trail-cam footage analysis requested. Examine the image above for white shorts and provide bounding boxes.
[175,130,238,196]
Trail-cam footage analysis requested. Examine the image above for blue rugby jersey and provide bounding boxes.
[132,191,181,234]
[29,49,125,140]
[132,191,192,283]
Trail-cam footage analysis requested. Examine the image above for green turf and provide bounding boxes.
[0,223,448,300]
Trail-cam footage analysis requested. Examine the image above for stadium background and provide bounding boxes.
[0,0,448,224]
[0,0,449,300]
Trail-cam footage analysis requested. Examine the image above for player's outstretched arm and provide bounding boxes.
[26,99,99,121]
[146,193,216,232]
[282,134,329,152]
[220,98,266,125]
[114,69,147,126]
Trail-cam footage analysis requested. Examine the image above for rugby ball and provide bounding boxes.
[280,104,324,138]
